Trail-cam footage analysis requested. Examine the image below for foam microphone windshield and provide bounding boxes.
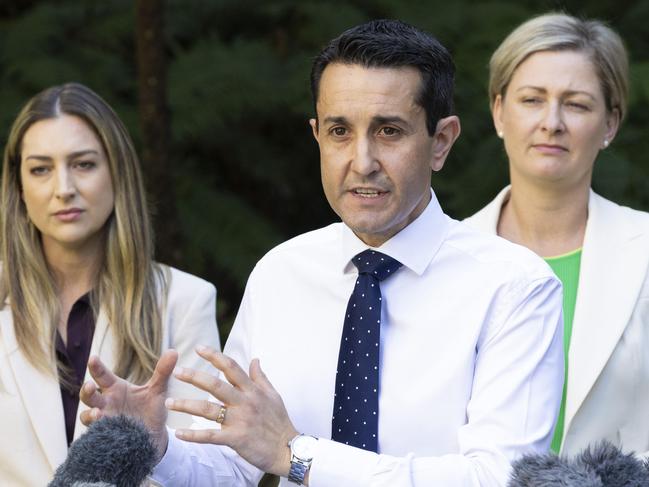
[509,454,603,486]
[509,440,649,487]
[48,415,157,487]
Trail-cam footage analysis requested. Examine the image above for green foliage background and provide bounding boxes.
[2,0,649,344]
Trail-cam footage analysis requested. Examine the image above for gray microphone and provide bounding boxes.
[509,440,649,487]
[49,415,157,487]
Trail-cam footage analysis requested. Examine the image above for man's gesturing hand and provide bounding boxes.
[167,346,299,477]
[79,349,179,460]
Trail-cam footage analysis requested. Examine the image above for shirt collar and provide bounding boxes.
[54,292,93,355]
[340,189,449,276]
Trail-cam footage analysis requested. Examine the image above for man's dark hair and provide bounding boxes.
[310,19,455,135]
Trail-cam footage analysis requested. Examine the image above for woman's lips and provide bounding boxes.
[532,144,568,155]
[53,208,84,222]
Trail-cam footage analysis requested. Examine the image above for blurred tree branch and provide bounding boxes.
[136,0,183,266]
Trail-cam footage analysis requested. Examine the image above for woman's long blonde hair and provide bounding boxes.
[0,82,168,384]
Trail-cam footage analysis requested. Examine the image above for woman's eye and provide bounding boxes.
[29,166,50,176]
[75,160,96,170]
[521,97,541,105]
[566,102,589,111]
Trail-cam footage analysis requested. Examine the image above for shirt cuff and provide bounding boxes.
[308,438,378,487]
[151,428,185,484]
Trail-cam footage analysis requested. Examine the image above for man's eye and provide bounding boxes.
[331,127,347,136]
[380,127,400,136]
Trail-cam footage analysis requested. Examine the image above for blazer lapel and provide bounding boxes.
[73,309,114,441]
[564,192,649,436]
[0,307,67,470]
[463,186,510,232]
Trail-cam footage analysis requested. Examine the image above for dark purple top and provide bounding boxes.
[55,294,95,446]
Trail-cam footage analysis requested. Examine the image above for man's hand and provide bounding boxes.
[167,346,299,477]
[79,349,179,460]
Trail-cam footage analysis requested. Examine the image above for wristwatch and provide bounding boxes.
[288,434,318,485]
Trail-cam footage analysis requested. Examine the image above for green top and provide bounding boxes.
[545,248,582,453]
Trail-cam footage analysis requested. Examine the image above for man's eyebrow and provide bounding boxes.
[370,115,415,133]
[322,116,348,125]
[372,115,410,127]
[322,115,411,127]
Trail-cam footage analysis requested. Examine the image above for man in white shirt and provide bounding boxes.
[80,19,563,486]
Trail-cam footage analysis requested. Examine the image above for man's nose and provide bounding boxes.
[350,136,380,176]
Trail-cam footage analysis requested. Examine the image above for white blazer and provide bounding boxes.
[0,266,221,486]
[465,187,649,456]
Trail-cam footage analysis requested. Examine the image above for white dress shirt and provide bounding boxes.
[152,190,564,486]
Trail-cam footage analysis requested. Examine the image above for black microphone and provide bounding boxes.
[48,415,157,487]
[509,440,649,487]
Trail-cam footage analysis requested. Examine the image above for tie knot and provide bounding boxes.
[352,249,403,281]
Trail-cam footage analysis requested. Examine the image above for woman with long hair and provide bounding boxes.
[466,13,649,456]
[0,82,221,485]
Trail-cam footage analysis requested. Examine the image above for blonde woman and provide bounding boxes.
[466,13,649,456]
[0,83,221,485]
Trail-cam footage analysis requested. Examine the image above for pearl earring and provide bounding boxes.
[603,139,609,148]
[497,131,504,138]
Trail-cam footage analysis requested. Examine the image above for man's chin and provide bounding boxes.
[345,219,399,247]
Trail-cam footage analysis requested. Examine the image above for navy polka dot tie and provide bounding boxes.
[331,249,403,452]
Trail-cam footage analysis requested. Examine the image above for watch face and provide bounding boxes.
[292,435,318,460]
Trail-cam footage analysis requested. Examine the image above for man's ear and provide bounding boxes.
[309,118,319,142]
[430,115,461,172]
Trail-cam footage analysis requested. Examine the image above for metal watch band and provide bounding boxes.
[288,459,308,484]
